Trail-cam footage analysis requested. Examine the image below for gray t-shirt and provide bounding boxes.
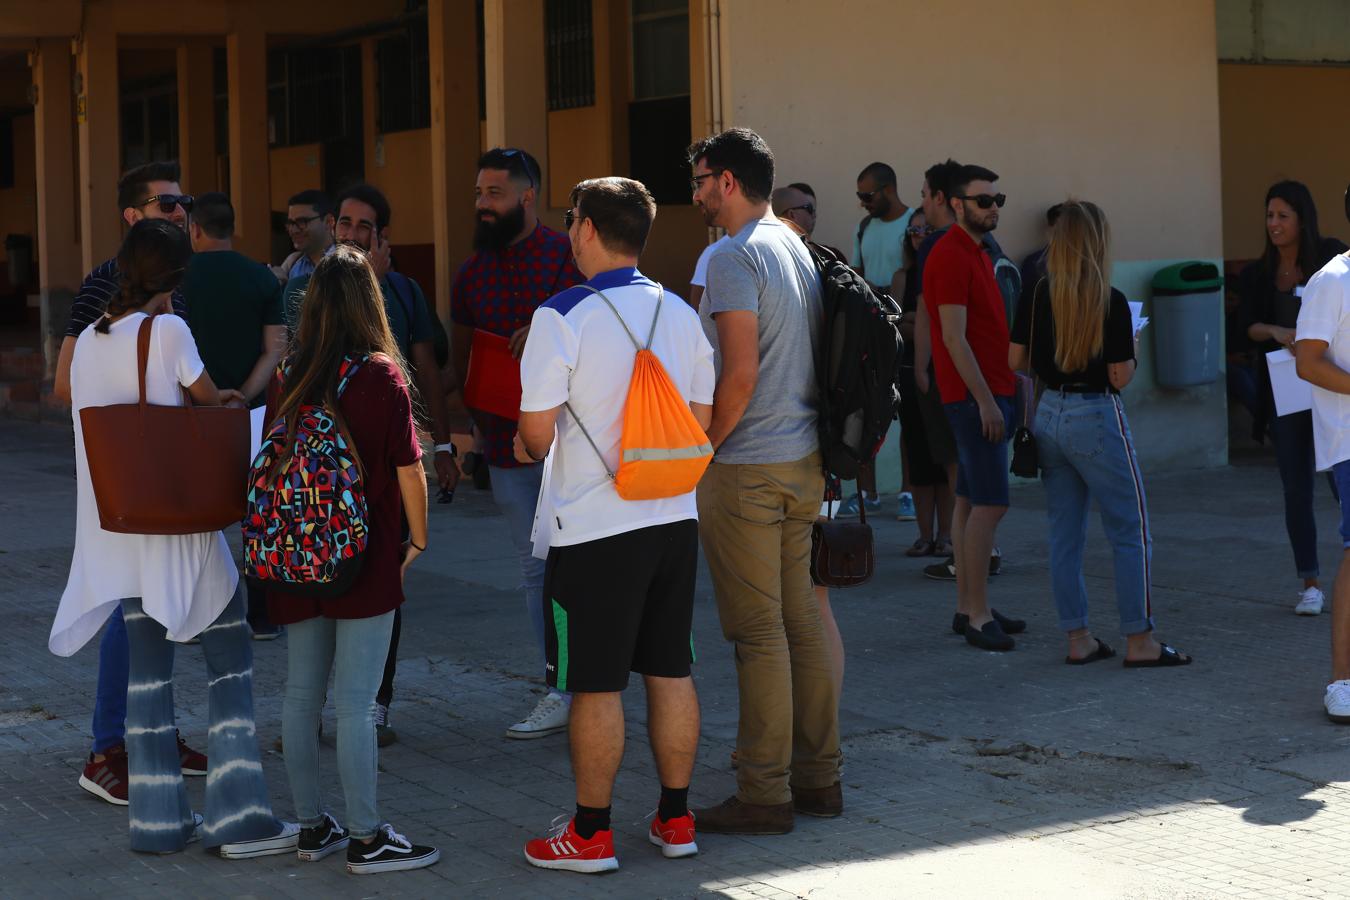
[700,217,822,464]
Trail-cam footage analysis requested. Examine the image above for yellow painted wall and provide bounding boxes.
[268,143,324,212]
[716,0,1224,265]
[1218,63,1350,261]
[0,113,39,266]
[368,128,435,245]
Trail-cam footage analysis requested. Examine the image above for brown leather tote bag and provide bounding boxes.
[79,315,250,535]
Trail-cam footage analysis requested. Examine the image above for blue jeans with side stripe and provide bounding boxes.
[1035,391,1155,636]
[121,586,281,853]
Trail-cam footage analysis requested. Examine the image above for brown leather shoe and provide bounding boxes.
[791,781,843,818]
[692,795,794,835]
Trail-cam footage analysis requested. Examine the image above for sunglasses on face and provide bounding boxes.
[140,194,193,214]
[856,190,879,202]
[783,203,815,216]
[956,193,1006,209]
[564,208,577,230]
[285,214,321,230]
[907,225,933,236]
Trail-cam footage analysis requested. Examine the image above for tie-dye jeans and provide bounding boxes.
[121,587,282,853]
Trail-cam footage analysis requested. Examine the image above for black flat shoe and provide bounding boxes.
[1123,643,1192,668]
[953,609,1027,636]
[1065,638,1115,665]
[965,619,1015,651]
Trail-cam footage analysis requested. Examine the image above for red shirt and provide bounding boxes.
[921,226,1016,404]
[265,356,423,624]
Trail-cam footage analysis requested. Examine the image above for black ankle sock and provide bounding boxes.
[574,804,611,839]
[658,785,689,821]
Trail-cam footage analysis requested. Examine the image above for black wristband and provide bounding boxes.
[409,540,426,552]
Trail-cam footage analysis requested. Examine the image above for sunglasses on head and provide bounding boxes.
[955,193,1006,209]
[783,203,815,216]
[497,148,536,189]
[140,194,193,214]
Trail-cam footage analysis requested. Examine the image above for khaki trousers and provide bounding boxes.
[697,452,841,805]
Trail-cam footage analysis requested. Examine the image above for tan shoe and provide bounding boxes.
[791,781,843,818]
[692,795,794,835]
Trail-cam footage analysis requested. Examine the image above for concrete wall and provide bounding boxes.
[368,128,435,246]
[268,143,324,213]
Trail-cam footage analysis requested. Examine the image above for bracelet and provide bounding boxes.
[434,442,456,457]
[409,540,426,552]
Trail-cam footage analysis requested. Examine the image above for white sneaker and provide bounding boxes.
[1326,680,1350,723]
[506,692,570,740]
[1295,587,1325,616]
[219,821,301,859]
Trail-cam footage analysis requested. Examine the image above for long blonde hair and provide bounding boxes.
[272,244,412,475]
[1046,200,1112,373]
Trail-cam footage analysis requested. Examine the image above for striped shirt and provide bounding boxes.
[65,257,188,338]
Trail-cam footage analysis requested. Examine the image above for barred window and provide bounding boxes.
[547,0,595,111]
[378,19,432,133]
[266,46,360,147]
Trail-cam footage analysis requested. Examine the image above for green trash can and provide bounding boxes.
[1151,261,1224,388]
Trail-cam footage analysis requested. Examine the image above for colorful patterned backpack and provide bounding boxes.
[242,356,369,596]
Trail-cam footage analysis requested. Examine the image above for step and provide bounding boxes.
[0,347,43,381]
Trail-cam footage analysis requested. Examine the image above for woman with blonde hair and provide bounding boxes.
[260,243,439,874]
[1009,200,1191,667]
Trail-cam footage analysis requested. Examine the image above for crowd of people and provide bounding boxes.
[47,123,1350,880]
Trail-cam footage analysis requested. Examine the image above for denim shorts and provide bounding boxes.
[943,394,1016,507]
[1333,459,1350,546]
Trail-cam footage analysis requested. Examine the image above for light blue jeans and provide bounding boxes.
[122,587,281,853]
[1036,391,1155,636]
[488,463,556,685]
[282,610,395,840]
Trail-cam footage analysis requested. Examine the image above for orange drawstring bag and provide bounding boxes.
[566,284,712,500]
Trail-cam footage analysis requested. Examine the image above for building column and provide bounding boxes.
[31,38,81,376]
[428,0,481,323]
[75,27,120,275]
[482,0,548,196]
[226,26,270,261]
[177,40,218,196]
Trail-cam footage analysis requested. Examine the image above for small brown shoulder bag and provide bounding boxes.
[810,487,875,588]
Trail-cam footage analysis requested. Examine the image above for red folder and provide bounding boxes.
[463,329,523,421]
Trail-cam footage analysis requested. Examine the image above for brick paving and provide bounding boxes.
[3,416,1350,898]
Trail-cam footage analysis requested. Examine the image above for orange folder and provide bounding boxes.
[463,329,523,421]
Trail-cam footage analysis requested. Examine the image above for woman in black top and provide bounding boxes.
[1010,200,1190,667]
[1237,180,1346,616]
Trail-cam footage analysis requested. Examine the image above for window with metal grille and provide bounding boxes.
[378,19,431,133]
[263,45,361,148]
[547,0,595,111]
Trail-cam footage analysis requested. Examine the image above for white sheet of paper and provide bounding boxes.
[1267,348,1313,417]
[250,406,267,455]
[1128,301,1150,336]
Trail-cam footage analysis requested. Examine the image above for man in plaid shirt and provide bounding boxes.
[450,148,584,739]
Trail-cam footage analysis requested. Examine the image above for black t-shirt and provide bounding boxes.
[1011,280,1134,391]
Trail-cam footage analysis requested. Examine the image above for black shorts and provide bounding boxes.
[543,519,699,693]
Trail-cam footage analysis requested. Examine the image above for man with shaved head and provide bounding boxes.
[771,182,845,263]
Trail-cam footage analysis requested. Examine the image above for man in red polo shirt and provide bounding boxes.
[922,164,1021,652]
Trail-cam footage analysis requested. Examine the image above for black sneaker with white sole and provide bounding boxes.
[346,823,440,875]
[298,812,350,861]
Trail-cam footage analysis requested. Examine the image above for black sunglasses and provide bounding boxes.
[856,190,879,202]
[906,224,933,236]
[783,203,815,216]
[564,208,578,230]
[955,193,1006,209]
[139,193,193,214]
[497,148,535,189]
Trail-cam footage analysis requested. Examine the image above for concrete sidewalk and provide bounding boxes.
[1,416,1348,899]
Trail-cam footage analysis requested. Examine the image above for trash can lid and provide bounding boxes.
[1152,261,1223,295]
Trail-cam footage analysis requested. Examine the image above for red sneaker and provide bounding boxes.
[649,812,698,858]
[78,743,129,806]
[177,731,207,776]
[523,816,618,873]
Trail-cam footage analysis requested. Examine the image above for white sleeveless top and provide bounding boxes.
[50,313,239,655]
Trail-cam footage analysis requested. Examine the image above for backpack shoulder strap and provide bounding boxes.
[857,215,872,249]
[578,284,643,351]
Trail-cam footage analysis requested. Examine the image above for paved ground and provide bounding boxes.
[3,415,1350,898]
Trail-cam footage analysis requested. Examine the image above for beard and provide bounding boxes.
[966,212,998,235]
[474,202,527,252]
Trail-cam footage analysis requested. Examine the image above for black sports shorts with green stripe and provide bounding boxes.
[543,519,698,693]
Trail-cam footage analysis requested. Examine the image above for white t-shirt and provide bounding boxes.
[51,313,239,655]
[690,235,730,288]
[1296,253,1350,471]
[520,267,716,550]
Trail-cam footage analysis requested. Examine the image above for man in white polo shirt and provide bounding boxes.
[1294,241,1350,722]
[514,177,715,873]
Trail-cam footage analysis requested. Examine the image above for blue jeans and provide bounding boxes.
[1269,410,1333,578]
[943,395,1016,506]
[283,610,395,840]
[122,587,281,853]
[1036,391,1154,636]
[93,606,129,754]
[488,463,555,685]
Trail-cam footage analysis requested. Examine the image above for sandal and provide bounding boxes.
[933,538,953,556]
[1123,643,1193,668]
[1065,638,1115,665]
[905,539,936,558]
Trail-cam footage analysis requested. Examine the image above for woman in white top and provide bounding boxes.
[52,219,296,857]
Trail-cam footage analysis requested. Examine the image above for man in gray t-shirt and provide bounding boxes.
[700,217,822,463]
[687,128,842,837]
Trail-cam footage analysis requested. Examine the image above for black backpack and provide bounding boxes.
[809,242,904,480]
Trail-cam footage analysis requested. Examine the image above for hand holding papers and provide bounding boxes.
[1266,348,1313,417]
[1128,301,1150,339]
